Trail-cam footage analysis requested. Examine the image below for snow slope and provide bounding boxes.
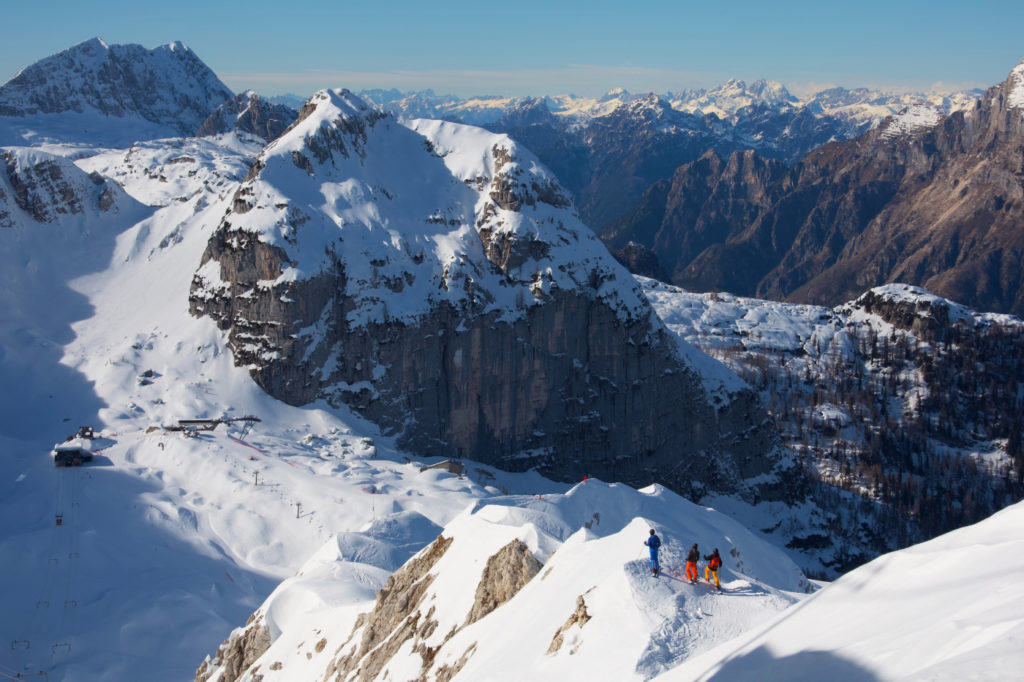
[661,499,1024,681]
[0,134,568,678]
[200,480,811,682]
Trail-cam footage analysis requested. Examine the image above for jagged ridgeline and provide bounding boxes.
[189,89,794,498]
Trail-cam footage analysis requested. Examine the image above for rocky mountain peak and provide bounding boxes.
[196,90,297,142]
[0,38,233,142]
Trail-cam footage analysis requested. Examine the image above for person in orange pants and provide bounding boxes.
[704,548,722,589]
[685,543,700,583]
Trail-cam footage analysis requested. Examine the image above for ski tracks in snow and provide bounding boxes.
[626,558,798,679]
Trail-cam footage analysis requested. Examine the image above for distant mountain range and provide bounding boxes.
[358,79,981,131]
[358,81,983,231]
[601,60,1024,316]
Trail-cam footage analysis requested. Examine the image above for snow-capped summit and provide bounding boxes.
[599,86,631,102]
[1007,58,1024,110]
[0,38,233,145]
[878,103,943,139]
[670,79,797,119]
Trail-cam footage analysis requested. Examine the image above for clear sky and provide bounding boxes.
[2,0,1021,98]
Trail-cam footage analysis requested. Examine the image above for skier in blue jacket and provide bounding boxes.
[644,529,662,576]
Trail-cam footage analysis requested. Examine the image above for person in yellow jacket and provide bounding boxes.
[704,548,723,589]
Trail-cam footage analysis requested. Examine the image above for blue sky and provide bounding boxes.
[2,0,1021,97]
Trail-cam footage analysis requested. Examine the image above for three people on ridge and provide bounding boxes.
[645,531,723,590]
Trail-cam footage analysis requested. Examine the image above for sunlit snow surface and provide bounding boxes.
[659,501,1024,681]
[879,104,942,139]
[1008,60,1024,110]
[2,104,1023,680]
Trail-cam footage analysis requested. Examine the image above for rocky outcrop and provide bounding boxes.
[196,91,297,142]
[464,539,542,626]
[190,90,796,502]
[610,241,670,282]
[325,536,542,682]
[194,613,272,682]
[547,595,592,654]
[324,535,454,682]
[0,150,125,225]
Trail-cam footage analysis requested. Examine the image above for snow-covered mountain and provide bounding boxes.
[0,38,233,146]
[1,37,1021,682]
[188,88,795,506]
[670,79,799,119]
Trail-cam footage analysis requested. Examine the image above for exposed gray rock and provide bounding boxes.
[0,150,126,224]
[196,91,298,142]
[464,539,542,626]
[324,535,453,682]
[194,613,271,682]
[547,595,592,654]
[325,536,542,681]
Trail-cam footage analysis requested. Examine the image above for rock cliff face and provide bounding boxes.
[189,90,794,500]
[196,91,298,142]
[606,58,1024,316]
[602,149,789,288]
[0,149,127,226]
[194,613,272,682]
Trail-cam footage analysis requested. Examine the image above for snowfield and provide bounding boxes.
[660,500,1024,681]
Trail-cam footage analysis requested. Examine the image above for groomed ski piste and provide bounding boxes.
[1,113,1023,681]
